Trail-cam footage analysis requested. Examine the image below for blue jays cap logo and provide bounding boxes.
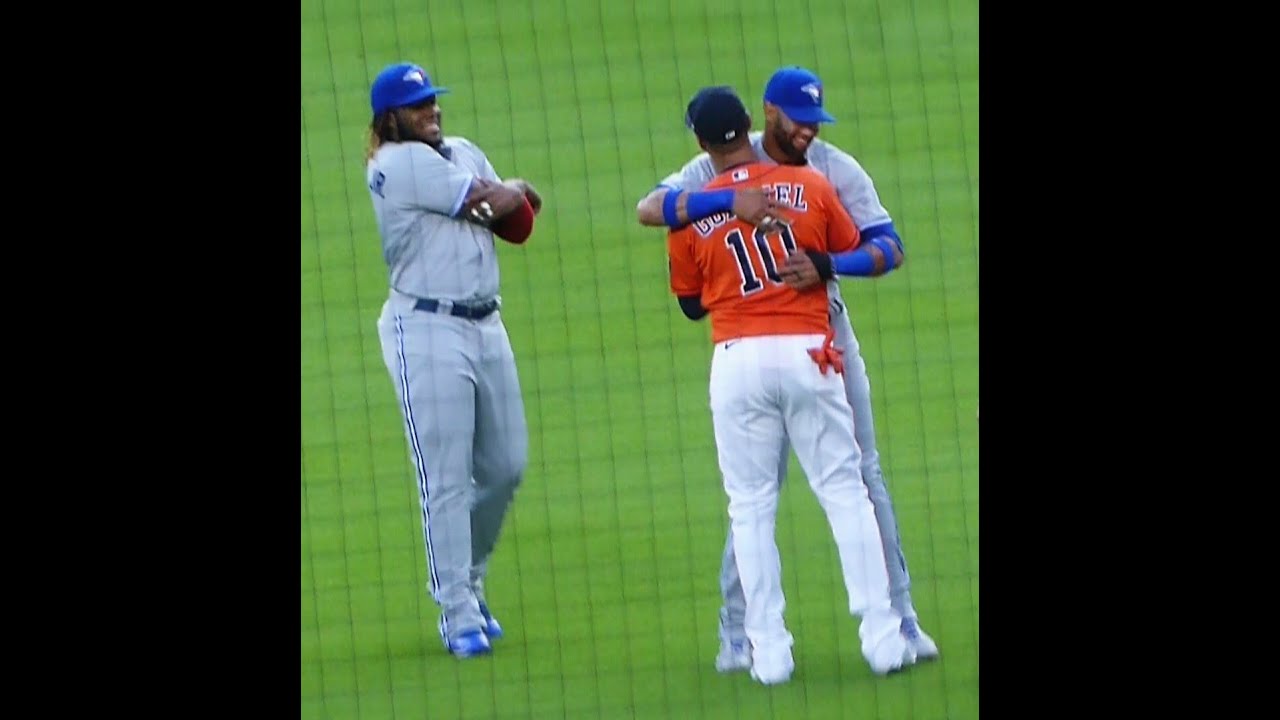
[403,67,426,85]
[801,82,822,104]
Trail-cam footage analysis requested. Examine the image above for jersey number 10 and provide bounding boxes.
[725,225,799,296]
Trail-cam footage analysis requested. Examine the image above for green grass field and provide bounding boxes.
[302,0,978,717]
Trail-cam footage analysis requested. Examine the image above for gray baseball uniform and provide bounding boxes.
[658,132,916,634]
[367,136,528,642]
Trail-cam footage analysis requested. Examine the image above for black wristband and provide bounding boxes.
[805,250,835,281]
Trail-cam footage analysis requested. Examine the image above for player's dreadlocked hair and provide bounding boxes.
[366,111,406,161]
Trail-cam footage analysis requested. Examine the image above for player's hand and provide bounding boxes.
[468,201,495,224]
[467,178,527,222]
[780,251,824,290]
[732,188,788,231]
[463,178,497,224]
[520,181,543,215]
[500,179,542,215]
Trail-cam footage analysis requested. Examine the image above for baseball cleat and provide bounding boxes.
[864,629,917,675]
[749,646,795,686]
[901,617,939,660]
[479,602,504,640]
[439,616,492,658]
[443,629,492,658]
[715,638,752,673]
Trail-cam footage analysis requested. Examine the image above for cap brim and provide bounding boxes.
[384,86,450,113]
[372,84,452,116]
[778,105,835,124]
[405,85,449,103]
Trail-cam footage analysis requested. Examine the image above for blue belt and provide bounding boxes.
[413,297,500,320]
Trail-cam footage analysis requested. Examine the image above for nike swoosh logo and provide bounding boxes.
[724,341,739,349]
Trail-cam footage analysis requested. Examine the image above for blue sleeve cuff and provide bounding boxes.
[686,189,735,223]
[867,236,902,270]
[860,222,903,253]
[833,249,876,276]
[662,189,685,227]
[832,237,903,276]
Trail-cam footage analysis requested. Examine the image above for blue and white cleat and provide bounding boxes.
[439,617,492,658]
[715,638,752,673]
[479,602,504,641]
[445,629,492,658]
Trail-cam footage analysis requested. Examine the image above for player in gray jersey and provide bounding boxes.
[636,66,939,672]
[364,62,542,659]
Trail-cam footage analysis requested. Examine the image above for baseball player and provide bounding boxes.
[636,66,938,671]
[667,86,914,685]
[364,62,541,659]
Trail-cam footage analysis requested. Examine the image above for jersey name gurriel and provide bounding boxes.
[691,182,811,238]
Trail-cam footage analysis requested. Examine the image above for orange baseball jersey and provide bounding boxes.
[667,162,860,344]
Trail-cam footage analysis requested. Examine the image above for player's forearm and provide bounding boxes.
[638,187,736,229]
[638,188,692,227]
[457,178,517,217]
[636,189,670,226]
[831,237,905,277]
[831,224,904,278]
[457,180,525,225]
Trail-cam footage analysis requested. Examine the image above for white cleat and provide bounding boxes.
[864,628,917,675]
[749,646,795,686]
[716,639,752,673]
[901,617,940,660]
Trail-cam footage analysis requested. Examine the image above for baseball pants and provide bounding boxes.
[709,333,899,661]
[377,291,528,641]
[717,299,916,641]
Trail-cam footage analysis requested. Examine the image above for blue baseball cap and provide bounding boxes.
[370,63,449,115]
[763,66,835,124]
[684,86,750,145]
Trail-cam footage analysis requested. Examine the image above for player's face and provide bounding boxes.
[398,96,443,145]
[771,110,820,164]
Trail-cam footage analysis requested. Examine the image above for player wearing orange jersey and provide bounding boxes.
[667,87,915,685]
[670,163,857,344]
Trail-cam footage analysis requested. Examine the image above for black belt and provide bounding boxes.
[413,297,500,320]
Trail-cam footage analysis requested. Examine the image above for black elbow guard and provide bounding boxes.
[805,250,835,281]
[677,295,708,321]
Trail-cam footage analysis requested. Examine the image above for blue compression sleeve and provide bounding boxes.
[832,237,904,276]
[833,249,877,276]
[662,189,685,227]
[685,189,735,222]
[862,223,903,253]
[832,223,904,276]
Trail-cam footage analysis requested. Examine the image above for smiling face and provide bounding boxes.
[393,95,443,146]
[764,102,820,164]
